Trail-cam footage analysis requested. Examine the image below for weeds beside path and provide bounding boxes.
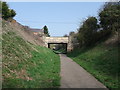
[67,44,119,89]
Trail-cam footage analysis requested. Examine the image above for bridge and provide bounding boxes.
[43,37,72,52]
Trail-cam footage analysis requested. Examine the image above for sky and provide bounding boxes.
[8,2,105,36]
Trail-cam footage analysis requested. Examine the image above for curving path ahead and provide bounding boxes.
[60,54,108,89]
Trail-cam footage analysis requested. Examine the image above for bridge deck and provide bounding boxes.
[45,37,69,43]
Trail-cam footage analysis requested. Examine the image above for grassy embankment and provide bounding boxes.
[2,21,60,88]
[67,40,119,89]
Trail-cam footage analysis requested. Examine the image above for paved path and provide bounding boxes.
[60,54,108,88]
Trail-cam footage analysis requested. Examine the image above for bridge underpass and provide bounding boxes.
[44,37,72,53]
[48,43,68,54]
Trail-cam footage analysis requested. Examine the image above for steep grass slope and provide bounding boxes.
[67,35,119,89]
[2,20,60,88]
[2,20,44,46]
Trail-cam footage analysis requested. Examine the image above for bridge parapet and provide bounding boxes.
[45,37,69,43]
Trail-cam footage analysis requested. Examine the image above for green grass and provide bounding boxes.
[67,43,120,89]
[2,22,60,88]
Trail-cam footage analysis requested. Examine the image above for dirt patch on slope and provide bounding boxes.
[2,19,45,46]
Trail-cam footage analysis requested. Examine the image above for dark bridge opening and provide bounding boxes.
[48,43,67,54]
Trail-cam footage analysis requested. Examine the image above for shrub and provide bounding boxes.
[2,2,16,20]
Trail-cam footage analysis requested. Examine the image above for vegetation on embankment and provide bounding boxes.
[67,2,119,89]
[2,20,60,88]
[67,37,120,89]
